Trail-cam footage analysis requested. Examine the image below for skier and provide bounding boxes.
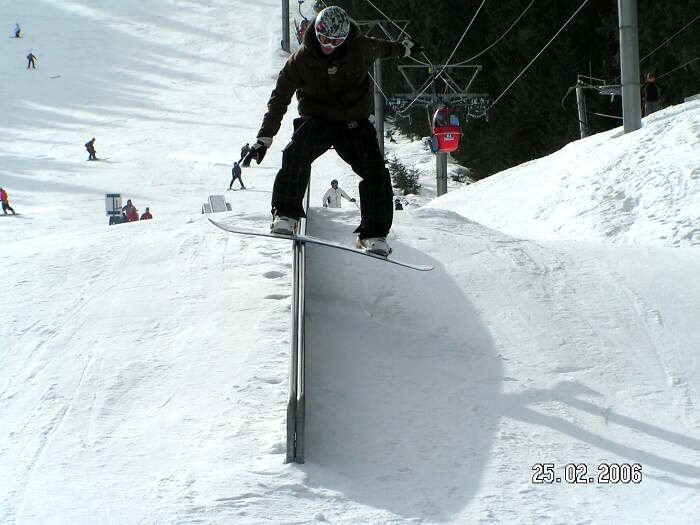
[642,72,660,116]
[239,143,250,163]
[1,187,17,215]
[140,207,153,220]
[14,23,21,38]
[322,179,355,208]
[394,197,403,210]
[229,161,245,190]
[241,5,422,256]
[26,52,36,69]
[85,138,97,160]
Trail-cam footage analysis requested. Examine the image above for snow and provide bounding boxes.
[1,1,699,523]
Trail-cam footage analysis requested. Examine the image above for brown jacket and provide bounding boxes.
[257,20,404,138]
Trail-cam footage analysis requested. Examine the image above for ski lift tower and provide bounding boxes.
[355,19,410,157]
[391,65,489,196]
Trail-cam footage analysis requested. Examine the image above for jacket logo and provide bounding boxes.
[328,66,338,75]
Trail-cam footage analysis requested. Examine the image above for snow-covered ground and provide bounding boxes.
[1,1,699,523]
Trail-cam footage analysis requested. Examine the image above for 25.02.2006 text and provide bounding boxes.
[532,462,642,484]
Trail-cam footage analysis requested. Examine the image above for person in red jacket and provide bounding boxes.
[140,207,152,220]
[1,187,17,215]
[126,205,139,222]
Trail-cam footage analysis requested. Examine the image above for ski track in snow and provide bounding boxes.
[1,0,700,523]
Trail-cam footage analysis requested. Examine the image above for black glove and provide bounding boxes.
[242,138,271,167]
[402,39,423,57]
[350,198,356,202]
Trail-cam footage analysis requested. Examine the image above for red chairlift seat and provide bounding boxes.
[432,107,462,153]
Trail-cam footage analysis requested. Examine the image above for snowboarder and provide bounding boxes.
[26,52,36,69]
[394,197,403,210]
[642,72,660,116]
[240,5,421,256]
[1,187,17,215]
[229,161,245,190]
[322,179,355,208]
[239,143,250,163]
[140,207,153,220]
[14,24,21,38]
[85,138,97,160]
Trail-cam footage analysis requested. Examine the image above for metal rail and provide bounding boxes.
[286,189,309,463]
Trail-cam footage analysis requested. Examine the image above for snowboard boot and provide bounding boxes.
[270,214,298,235]
[356,236,391,257]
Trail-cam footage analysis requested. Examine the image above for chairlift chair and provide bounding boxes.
[431,107,462,153]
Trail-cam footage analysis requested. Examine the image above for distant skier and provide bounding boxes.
[122,199,139,222]
[642,72,660,116]
[26,52,36,69]
[85,138,97,160]
[229,161,245,190]
[322,179,354,208]
[14,23,21,38]
[239,143,250,163]
[1,187,17,215]
[394,197,403,210]
[240,5,421,256]
[140,207,153,220]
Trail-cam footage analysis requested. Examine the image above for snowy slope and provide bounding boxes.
[428,101,700,247]
[2,1,700,524]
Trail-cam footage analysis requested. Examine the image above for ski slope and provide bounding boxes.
[1,1,699,523]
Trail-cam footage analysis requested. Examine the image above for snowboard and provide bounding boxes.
[208,219,433,271]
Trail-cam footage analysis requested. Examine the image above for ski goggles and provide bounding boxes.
[316,31,346,48]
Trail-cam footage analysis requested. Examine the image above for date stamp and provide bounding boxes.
[532,463,642,484]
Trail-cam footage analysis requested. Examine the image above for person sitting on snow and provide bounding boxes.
[122,199,139,222]
[322,179,355,208]
[140,207,152,220]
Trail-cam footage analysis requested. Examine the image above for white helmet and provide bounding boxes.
[315,6,350,42]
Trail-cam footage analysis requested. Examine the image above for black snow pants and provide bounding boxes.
[271,117,393,239]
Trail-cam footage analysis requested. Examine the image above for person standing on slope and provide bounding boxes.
[241,5,422,256]
[26,52,36,69]
[229,161,245,190]
[14,24,21,38]
[1,187,17,215]
[85,138,97,160]
[322,179,355,208]
[642,72,660,116]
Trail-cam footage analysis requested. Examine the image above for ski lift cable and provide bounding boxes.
[452,0,535,66]
[484,0,591,114]
[640,14,700,64]
[612,13,700,82]
[368,70,390,103]
[441,0,488,69]
[657,56,700,80]
[363,0,435,68]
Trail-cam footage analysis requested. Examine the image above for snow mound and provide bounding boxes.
[428,100,700,247]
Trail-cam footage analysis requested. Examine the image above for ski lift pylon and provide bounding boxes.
[294,0,310,44]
